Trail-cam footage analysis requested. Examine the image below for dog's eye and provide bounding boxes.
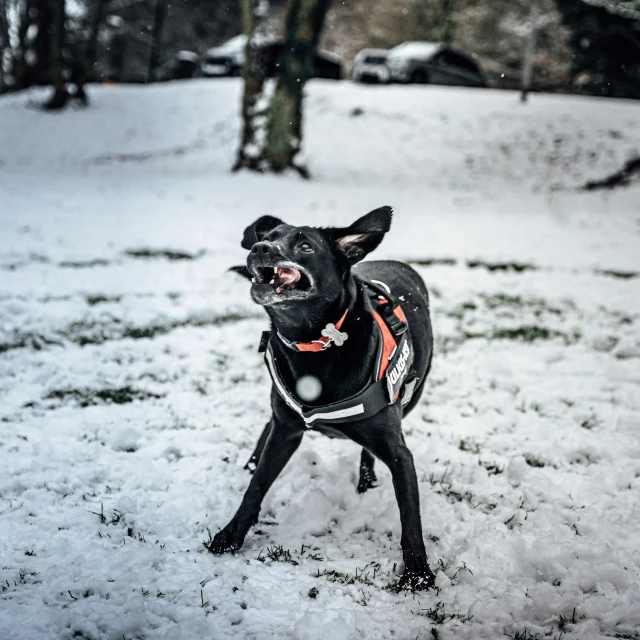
[299,242,313,253]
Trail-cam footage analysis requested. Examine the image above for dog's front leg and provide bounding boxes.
[244,419,273,472]
[343,416,436,591]
[208,418,304,554]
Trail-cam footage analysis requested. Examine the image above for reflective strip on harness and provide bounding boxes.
[265,347,303,417]
[305,404,365,424]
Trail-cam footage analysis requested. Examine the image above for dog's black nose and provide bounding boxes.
[251,241,275,256]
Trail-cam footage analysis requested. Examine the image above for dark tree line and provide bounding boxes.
[0,0,106,107]
[555,0,640,99]
[0,0,241,100]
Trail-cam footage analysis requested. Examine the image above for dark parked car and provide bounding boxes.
[157,51,200,81]
[386,42,485,87]
[201,35,342,80]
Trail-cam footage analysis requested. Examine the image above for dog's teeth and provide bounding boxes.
[251,277,256,283]
[269,279,275,285]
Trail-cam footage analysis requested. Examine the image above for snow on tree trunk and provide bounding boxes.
[520,0,539,102]
[264,0,332,175]
[86,0,107,75]
[234,0,271,172]
[0,1,8,93]
[234,0,332,177]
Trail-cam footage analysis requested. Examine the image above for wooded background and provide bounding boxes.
[1,0,638,99]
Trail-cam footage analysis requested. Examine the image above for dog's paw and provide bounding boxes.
[397,568,436,592]
[357,468,377,494]
[206,527,242,555]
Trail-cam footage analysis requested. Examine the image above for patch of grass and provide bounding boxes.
[121,313,250,341]
[459,438,481,455]
[583,156,640,191]
[508,630,542,640]
[479,459,504,476]
[408,258,458,267]
[2,313,254,355]
[524,454,546,468]
[124,248,205,261]
[414,601,473,625]
[466,260,538,273]
[489,326,574,343]
[58,259,111,269]
[595,269,638,280]
[480,293,566,315]
[315,562,381,586]
[42,386,163,408]
[428,468,496,512]
[580,412,600,430]
[308,587,319,599]
[257,545,299,565]
[85,294,122,306]
[1,570,39,592]
[439,324,580,354]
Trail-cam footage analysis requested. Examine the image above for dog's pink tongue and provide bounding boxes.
[277,267,301,286]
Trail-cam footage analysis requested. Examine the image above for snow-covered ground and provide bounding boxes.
[0,80,639,640]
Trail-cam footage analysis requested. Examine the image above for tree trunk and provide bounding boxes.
[520,0,538,102]
[44,0,69,109]
[234,0,270,172]
[441,0,456,46]
[0,0,8,92]
[86,0,107,78]
[12,0,31,90]
[148,0,166,82]
[264,0,332,175]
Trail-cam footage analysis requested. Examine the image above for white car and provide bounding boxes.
[352,49,389,84]
[201,35,247,78]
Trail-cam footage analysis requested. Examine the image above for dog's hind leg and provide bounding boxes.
[244,419,273,473]
[343,416,436,591]
[357,448,377,493]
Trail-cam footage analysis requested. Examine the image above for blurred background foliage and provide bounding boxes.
[0,0,638,100]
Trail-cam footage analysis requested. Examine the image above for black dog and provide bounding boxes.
[210,206,436,590]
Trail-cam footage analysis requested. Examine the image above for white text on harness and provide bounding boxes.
[388,340,411,385]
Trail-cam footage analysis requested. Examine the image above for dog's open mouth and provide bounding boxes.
[250,263,313,298]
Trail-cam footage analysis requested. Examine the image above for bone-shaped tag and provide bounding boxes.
[321,323,348,347]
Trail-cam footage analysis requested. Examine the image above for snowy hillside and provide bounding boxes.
[0,80,639,640]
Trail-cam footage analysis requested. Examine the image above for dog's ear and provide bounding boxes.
[228,265,252,279]
[332,206,393,264]
[241,215,285,250]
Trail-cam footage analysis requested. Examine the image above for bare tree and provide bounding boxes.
[520,0,539,101]
[0,0,9,92]
[44,0,70,109]
[234,0,271,172]
[441,0,457,45]
[12,0,32,90]
[234,0,333,177]
[86,0,107,73]
[148,0,167,82]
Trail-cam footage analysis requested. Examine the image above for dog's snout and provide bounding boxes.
[251,241,275,257]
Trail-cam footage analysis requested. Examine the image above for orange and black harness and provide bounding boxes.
[259,279,417,428]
